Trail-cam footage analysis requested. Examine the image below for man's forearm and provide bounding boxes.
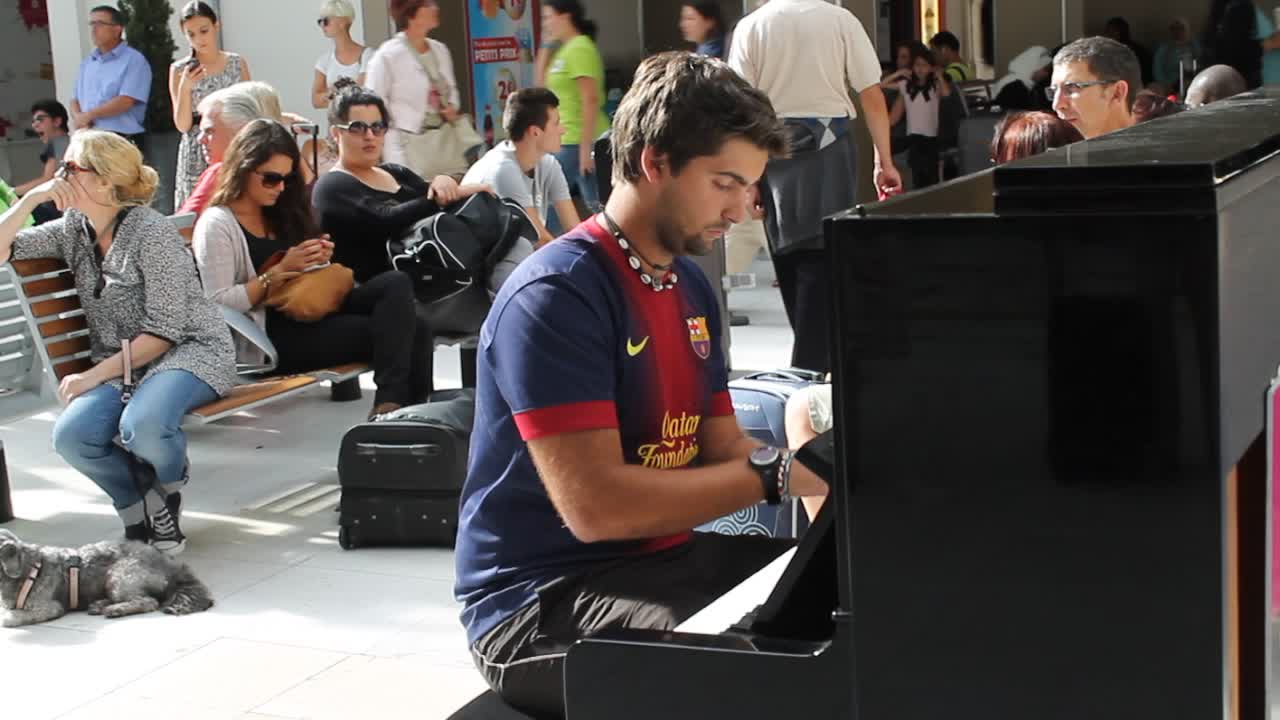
[86,96,138,122]
[858,86,894,166]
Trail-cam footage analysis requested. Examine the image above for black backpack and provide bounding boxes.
[387,192,537,304]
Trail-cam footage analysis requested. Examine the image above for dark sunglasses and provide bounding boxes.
[335,121,389,137]
[57,160,95,178]
[31,113,50,124]
[254,170,295,188]
[317,16,331,27]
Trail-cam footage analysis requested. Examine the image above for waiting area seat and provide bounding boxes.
[7,257,374,422]
[9,256,480,423]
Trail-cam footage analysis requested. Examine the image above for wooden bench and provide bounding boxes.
[7,257,378,423]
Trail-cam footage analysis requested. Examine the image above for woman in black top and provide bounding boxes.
[312,84,490,283]
[194,119,433,419]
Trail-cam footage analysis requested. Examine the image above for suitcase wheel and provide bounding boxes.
[339,526,356,550]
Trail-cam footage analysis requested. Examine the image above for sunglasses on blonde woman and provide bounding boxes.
[56,160,95,179]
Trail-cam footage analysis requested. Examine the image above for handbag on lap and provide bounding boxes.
[258,253,354,323]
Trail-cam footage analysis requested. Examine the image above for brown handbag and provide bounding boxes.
[260,252,354,323]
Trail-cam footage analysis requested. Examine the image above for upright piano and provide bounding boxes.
[563,90,1280,719]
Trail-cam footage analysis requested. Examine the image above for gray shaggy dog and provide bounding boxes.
[0,529,213,627]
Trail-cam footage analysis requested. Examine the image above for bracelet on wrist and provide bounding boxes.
[779,450,794,503]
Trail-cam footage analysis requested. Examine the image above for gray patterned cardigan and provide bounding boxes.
[10,207,237,396]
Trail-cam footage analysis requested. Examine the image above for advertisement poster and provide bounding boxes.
[467,0,538,148]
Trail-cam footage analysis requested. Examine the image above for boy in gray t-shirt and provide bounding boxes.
[463,88,580,247]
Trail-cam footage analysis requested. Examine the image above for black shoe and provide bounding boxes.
[124,522,150,542]
[166,490,183,524]
[150,504,186,555]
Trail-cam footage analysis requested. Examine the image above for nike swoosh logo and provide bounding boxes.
[626,337,649,356]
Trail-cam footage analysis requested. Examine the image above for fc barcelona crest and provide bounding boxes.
[686,316,711,359]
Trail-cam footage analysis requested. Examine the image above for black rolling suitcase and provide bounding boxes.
[336,389,475,550]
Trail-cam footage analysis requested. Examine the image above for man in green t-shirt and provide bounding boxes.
[930,31,975,84]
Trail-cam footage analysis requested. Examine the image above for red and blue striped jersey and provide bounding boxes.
[455,217,732,645]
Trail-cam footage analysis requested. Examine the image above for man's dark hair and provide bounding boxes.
[504,88,559,142]
[90,5,126,25]
[30,99,69,131]
[611,52,788,186]
[328,83,390,127]
[930,30,961,53]
[1054,36,1143,109]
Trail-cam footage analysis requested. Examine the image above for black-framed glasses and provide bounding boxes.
[253,170,295,188]
[1045,80,1116,101]
[31,113,50,124]
[335,121,389,137]
[57,160,94,179]
[88,20,121,28]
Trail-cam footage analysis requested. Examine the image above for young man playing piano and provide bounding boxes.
[454,52,829,718]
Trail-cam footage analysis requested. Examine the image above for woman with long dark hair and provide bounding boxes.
[193,119,433,419]
[169,1,250,208]
[539,0,609,219]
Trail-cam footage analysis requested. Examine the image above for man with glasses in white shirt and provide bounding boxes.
[1050,37,1140,140]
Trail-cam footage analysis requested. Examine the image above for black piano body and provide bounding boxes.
[564,90,1280,719]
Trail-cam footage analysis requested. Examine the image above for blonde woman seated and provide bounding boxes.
[193,119,433,420]
[0,131,236,554]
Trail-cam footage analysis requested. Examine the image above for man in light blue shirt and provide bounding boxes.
[71,6,151,140]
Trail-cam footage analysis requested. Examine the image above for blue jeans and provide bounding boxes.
[51,370,217,526]
[551,144,600,234]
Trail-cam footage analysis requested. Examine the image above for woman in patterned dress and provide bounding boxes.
[169,1,251,208]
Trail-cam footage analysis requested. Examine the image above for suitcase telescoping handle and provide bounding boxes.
[354,442,443,458]
[742,369,824,384]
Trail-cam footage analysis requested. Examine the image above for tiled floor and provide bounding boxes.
[0,260,792,719]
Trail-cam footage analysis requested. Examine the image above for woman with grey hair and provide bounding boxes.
[178,81,288,218]
[312,0,373,109]
[0,130,235,554]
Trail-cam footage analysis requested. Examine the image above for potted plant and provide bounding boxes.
[119,0,179,213]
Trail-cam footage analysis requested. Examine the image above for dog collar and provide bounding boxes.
[14,560,40,611]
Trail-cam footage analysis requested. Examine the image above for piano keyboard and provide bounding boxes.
[674,547,798,635]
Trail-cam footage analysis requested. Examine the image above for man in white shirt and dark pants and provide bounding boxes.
[729,0,901,374]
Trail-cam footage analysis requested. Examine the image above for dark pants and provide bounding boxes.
[772,249,832,374]
[905,134,941,189]
[267,270,432,405]
[471,532,793,718]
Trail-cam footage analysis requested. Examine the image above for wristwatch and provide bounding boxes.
[749,446,789,505]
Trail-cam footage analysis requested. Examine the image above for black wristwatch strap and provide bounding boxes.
[760,450,793,506]
[761,462,782,505]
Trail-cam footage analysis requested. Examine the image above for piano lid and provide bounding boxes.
[995,89,1280,193]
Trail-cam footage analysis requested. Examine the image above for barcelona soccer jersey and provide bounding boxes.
[454,217,732,646]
